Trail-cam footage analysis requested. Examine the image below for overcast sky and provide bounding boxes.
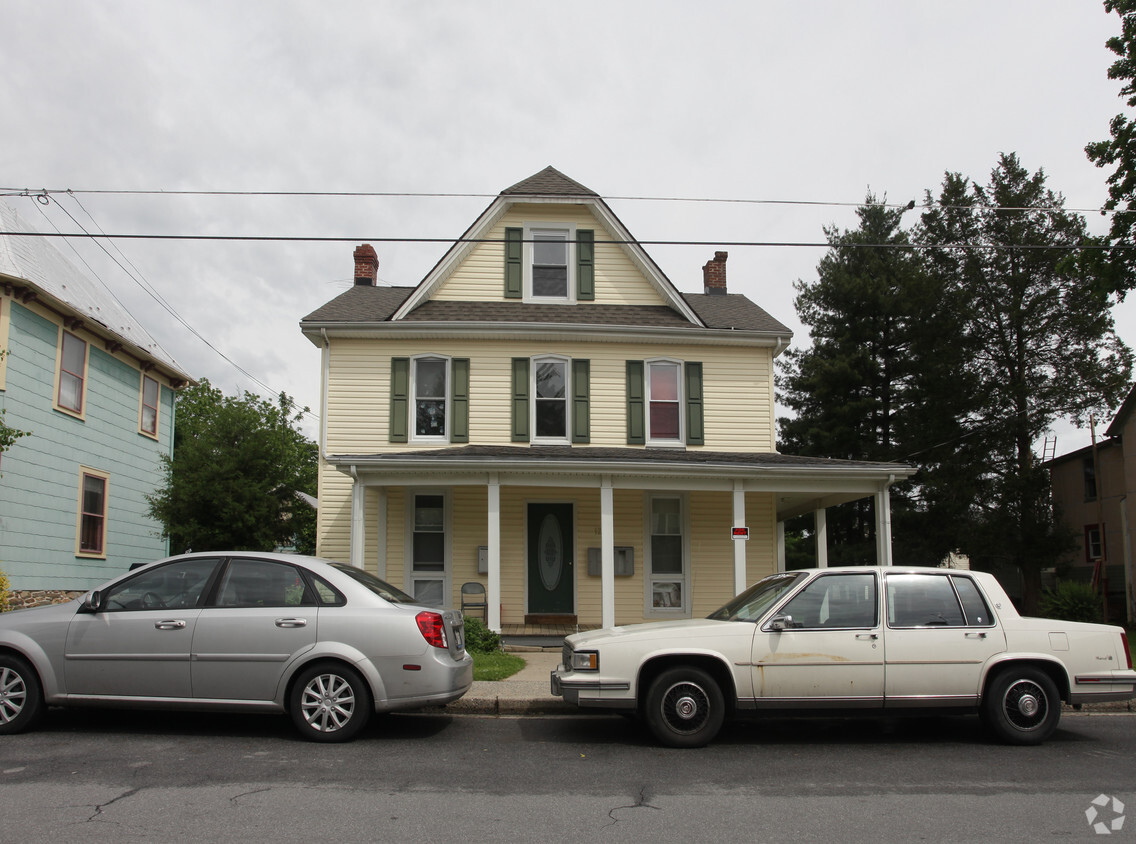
[3,0,1133,454]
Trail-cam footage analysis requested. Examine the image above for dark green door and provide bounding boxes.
[527,503,574,614]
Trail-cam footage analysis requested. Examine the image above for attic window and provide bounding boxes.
[525,224,576,302]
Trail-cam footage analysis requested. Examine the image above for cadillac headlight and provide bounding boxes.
[569,650,599,671]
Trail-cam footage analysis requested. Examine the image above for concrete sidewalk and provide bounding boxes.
[447,650,577,715]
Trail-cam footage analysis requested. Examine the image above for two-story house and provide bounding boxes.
[1049,383,1136,622]
[300,167,911,632]
[0,202,192,605]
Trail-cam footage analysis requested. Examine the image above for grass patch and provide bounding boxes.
[472,651,526,681]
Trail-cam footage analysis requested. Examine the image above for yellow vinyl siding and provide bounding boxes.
[323,338,776,454]
[432,204,667,307]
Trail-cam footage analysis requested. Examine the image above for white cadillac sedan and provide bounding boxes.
[0,552,472,742]
[551,567,1136,748]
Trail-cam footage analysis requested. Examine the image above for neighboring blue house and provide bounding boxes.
[0,202,193,602]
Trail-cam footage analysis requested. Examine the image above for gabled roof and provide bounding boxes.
[0,201,191,382]
[389,167,705,326]
[1106,381,1136,438]
[501,166,599,197]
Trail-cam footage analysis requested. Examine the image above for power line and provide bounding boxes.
[0,230,1128,251]
[0,185,1126,217]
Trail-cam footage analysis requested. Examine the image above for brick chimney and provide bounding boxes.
[353,243,378,286]
[703,251,727,295]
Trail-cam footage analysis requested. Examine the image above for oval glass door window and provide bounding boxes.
[538,514,563,591]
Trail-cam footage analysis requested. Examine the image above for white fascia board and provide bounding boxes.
[304,319,786,348]
[390,196,511,320]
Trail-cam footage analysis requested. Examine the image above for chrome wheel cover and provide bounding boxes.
[299,672,357,733]
[0,666,27,724]
[1001,678,1048,731]
[660,680,711,735]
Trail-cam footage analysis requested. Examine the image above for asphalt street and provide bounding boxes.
[2,704,1134,843]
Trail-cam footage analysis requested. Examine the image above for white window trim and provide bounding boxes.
[409,354,451,444]
[645,358,684,447]
[404,489,451,607]
[530,354,571,445]
[643,492,691,618]
[523,222,577,303]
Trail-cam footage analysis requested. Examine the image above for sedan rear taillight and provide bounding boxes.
[1123,631,1134,670]
[416,611,448,649]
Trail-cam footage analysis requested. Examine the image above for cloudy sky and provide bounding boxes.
[3,1,1133,453]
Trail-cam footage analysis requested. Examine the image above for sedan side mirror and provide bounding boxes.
[768,614,793,632]
[80,591,103,613]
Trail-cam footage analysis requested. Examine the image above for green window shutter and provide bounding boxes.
[685,362,704,445]
[504,227,523,299]
[451,358,470,443]
[511,357,530,442]
[576,229,595,301]
[389,357,409,444]
[571,359,590,444]
[626,360,645,445]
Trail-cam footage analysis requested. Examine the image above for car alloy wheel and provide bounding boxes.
[290,663,372,743]
[0,656,44,735]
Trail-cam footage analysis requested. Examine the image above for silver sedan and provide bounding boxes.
[0,552,473,742]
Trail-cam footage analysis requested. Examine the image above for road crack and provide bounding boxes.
[605,786,661,826]
[87,788,140,822]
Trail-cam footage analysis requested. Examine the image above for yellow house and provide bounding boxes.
[300,167,911,633]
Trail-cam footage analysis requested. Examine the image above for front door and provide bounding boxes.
[527,503,574,615]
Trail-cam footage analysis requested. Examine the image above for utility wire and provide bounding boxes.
[0,185,1127,217]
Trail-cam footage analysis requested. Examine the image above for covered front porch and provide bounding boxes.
[332,446,912,632]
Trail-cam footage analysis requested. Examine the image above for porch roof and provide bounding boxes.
[326,445,913,521]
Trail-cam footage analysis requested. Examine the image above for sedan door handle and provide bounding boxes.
[965,632,987,639]
[154,620,186,630]
[275,618,308,628]
[855,633,879,640]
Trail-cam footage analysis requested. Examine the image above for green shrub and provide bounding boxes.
[463,615,502,654]
[1040,581,1103,624]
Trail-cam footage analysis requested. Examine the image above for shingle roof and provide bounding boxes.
[301,285,414,323]
[329,444,908,474]
[682,293,792,334]
[0,201,191,379]
[501,166,599,197]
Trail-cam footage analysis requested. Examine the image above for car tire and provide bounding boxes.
[289,662,372,743]
[0,655,45,735]
[982,666,1061,745]
[644,666,725,748]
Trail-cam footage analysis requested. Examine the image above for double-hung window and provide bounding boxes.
[531,230,570,298]
[408,492,448,607]
[413,356,448,440]
[140,374,160,436]
[648,361,682,442]
[533,357,569,441]
[1086,524,1105,563]
[58,330,87,414]
[77,469,108,557]
[647,495,688,615]
[389,356,469,444]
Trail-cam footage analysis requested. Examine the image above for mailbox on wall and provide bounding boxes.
[586,547,634,577]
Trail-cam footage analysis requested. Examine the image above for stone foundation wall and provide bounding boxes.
[5,590,85,611]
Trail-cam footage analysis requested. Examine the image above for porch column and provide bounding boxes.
[349,468,365,568]
[875,480,894,566]
[375,487,387,579]
[733,481,747,594]
[487,474,502,632]
[776,521,786,572]
[600,476,615,629]
[815,507,828,568]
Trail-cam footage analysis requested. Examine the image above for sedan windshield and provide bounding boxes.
[707,572,805,622]
[330,563,416,604]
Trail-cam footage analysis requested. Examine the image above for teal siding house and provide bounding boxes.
[0,202,192,597]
